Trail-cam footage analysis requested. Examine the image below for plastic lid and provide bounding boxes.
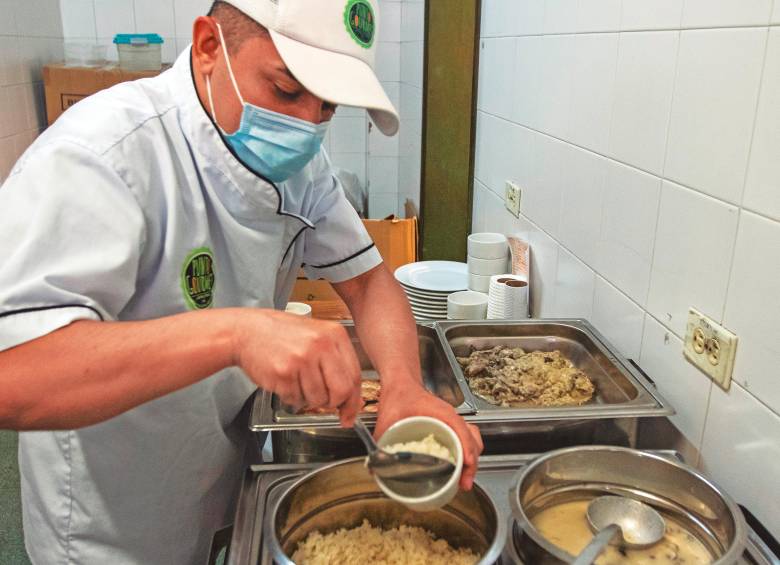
[113,34,164,45]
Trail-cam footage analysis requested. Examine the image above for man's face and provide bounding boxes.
[193,17,337,134]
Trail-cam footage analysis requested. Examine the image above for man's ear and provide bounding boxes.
[192,16,222,76]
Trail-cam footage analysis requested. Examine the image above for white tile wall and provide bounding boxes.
[664,28,767,203]
[700,382,780,534]
[723,212,780,415]
[681,0,773,28]
[608,31,678,175]
[557,147,607,267]
[60,0,208,62]
[591,276,645,359]
[596,161,661,306]
[743,28,780,222]
[535,35,574,140]
[474,0,780,537]
[647,181,739,337]
[0,0,62,183]
[551,248,595,319]
[640,315,712,450]
[568,32,618,154]
[576,0,621,33]
[620,0,683,31]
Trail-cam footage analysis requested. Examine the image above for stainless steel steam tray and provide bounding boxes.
[437,320,674,422]
[225,453,776,565]
[250,322,475,432]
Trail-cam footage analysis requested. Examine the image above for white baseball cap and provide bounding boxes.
[222,0,399,136]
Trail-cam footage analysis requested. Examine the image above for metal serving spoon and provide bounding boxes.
[353,417,455,497]
[572,495,666,565]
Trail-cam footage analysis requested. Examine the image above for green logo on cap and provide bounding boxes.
[344,0,375,49]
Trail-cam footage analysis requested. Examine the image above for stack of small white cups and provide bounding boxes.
[467,233,510,293]
[487,275,529,319]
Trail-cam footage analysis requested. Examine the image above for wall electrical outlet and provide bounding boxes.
[683,307,738,390]
[505,181,521,217]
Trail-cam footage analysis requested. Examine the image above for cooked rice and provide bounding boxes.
[383,434,455,464]
[291,519,479,565]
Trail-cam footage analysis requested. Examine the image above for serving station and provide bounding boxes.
[234,320,779,565]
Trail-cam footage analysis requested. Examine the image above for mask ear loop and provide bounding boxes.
[215,22,245,105]
[205,22,245,133]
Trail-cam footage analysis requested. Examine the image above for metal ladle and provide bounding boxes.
[572,495,666,565]
[352,417,456,498]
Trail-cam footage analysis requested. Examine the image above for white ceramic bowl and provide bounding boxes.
[285,302,312,317]
[468,255,508,276]
[376,416,464,511]
[448,291,488,320]
[467,233,509,260]
[468,272,492,293]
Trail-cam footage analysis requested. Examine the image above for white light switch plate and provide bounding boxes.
[505,181,521,217]
[683,307,738,390]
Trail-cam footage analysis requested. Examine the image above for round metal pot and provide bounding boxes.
[510,445,747,564]
[268,457,505,564]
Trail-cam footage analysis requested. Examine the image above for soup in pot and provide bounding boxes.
[531,499,713,564]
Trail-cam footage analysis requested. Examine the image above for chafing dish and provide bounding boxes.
[268,458,504,564]
[250,322,475,463]
[511,446,748,564]
[222,451,777,565]
[437,320,674,453]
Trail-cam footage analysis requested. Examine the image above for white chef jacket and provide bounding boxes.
[0,47,382,565]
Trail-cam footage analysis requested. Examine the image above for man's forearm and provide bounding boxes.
[0,310,238,430]
[336,265,422,390]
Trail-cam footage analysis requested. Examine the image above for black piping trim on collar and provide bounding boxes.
[309,243,376,269]
[188,52,315,230]
[0,304,105,322]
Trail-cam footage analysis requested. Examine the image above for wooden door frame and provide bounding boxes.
[419,0,482,260]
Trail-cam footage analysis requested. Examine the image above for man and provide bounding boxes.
[0,1,483,563]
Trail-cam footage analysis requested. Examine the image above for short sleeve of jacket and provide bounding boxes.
[0,141,145,352]
[302,163,382,283]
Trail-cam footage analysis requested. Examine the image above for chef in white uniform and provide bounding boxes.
[0,1,483,563]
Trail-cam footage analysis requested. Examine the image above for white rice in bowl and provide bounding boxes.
[383,434,455,464]
[291,519,480,565]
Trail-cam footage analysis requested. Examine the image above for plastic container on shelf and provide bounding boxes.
[113,34,164,71]
[64,42,107,67]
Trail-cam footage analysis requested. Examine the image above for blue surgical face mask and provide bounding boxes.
[206,24,329,183]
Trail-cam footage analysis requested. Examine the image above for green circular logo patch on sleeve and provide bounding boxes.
[344,0,375,49]
[181,247,215,310]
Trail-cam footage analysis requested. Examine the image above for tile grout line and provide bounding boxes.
[645,26,683,320]
[479,22,780,40]
[719,27,773,325]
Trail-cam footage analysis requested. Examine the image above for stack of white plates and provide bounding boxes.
[394,261,468,321]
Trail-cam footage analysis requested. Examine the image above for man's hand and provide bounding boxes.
[374,381,484,490]
[233,310,363,427]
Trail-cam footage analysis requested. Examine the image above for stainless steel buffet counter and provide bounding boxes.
[223,452,779,565]
[250,320,673,462]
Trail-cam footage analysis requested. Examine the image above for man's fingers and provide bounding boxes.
[448,418,481,491]
[338,387,363,427]
[298,361,329,409]
[275,377,304,410]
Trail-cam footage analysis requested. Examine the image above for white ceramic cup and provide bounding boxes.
[468,272,492,293]
[284,302,312,317]
[447,290,489,320]
[376,416,464,512]
[467,232,509,260]
[468,255,508,276]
